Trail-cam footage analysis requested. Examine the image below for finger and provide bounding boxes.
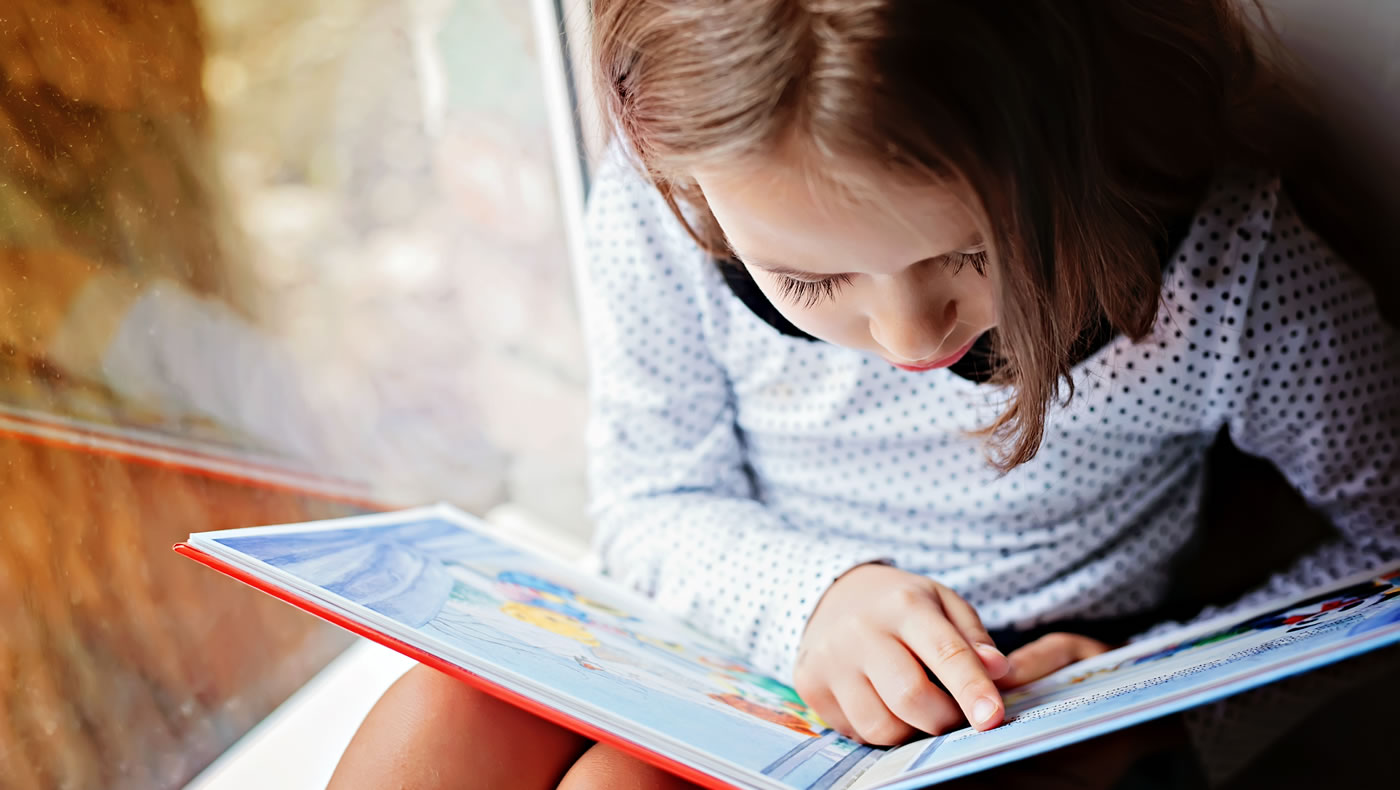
[936,587,1011,680]
[813,697,857,741]
[832,675,917,745]
[900,609,1004,731]
[996,633,1112,689]
[795,678,854,738]
[865,640,964,735]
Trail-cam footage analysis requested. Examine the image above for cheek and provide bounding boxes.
[958,262,1001,327]
[969,276,1000,324]
[789,305,867,346]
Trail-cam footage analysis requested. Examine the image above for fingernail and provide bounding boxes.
[975,643,1006,660]
[972,697,999,726]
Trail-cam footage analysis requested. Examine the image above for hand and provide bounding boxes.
[995,632,1112,689]
[794,564,1011,745]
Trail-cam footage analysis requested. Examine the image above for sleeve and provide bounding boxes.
[580,148,891,680]
[1167,182,1400,784]
[1216,188,1400,612]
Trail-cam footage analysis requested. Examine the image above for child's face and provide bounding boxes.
[694,154,999,371]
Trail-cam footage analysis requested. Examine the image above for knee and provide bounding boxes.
[381,663,510,733]
[559,743,704,790]
[332,664,581,790]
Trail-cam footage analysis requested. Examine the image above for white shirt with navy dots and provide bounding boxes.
[580,147,1399,778]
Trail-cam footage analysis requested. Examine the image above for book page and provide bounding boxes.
[854,567,1400,789]
[191,507,887,790]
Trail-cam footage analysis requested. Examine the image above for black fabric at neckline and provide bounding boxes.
[717,210,1195,383]
[720,262,817,341]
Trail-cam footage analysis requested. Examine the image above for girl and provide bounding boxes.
[332,1,1399,787]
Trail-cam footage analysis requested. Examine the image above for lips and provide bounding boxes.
[889,337,979,372]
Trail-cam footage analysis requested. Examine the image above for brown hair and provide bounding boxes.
[592,0,1349,469]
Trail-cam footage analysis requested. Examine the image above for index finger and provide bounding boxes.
[936,586,1011,680]
[898,608,1004,731]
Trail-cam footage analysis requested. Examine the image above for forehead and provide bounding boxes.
[693,155,978,276]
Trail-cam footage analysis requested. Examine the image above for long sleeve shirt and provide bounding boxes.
[580,146,1400,779]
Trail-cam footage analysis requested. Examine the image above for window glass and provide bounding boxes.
[1,1,587,787]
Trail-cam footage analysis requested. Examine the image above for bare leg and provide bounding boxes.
[329,664,590,790]
[557,742,706,790]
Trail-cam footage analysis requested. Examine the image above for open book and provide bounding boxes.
[176,505,1400,789]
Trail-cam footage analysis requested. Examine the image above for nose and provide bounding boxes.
[869,296,959,363]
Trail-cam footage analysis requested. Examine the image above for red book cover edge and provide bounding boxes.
[173,542,742,790]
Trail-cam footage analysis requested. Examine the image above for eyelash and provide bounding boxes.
[774,249,989,307]
[775,274,853,308]
[946,248,990,276]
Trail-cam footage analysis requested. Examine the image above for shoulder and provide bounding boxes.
[585,144,675,256]
[1162,171,1376,335]
[1157,172,1277,344]
[585,144,712,264]
[580,144,746,359]
[585,144,719,285]
[1154,170,1392,419]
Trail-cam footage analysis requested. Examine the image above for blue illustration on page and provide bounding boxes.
[212,514,873,789]
[205,511,1400,790]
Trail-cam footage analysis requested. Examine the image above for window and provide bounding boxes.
[1,1,592,787]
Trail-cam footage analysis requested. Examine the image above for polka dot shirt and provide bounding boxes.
[580,147,1400,688]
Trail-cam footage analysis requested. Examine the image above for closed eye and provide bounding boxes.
[769,249,986,307]
[774,274,853,307]
[943,248,989,275]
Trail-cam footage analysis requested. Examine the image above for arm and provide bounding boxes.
[580,148,890,680]
[1167,181,1400,784]
[1211,187,1399,615]
[582,152,1013,742]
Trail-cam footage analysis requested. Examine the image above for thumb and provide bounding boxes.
[995,633,1111,690]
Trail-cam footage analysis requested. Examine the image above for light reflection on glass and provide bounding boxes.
[1,2,586,787]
